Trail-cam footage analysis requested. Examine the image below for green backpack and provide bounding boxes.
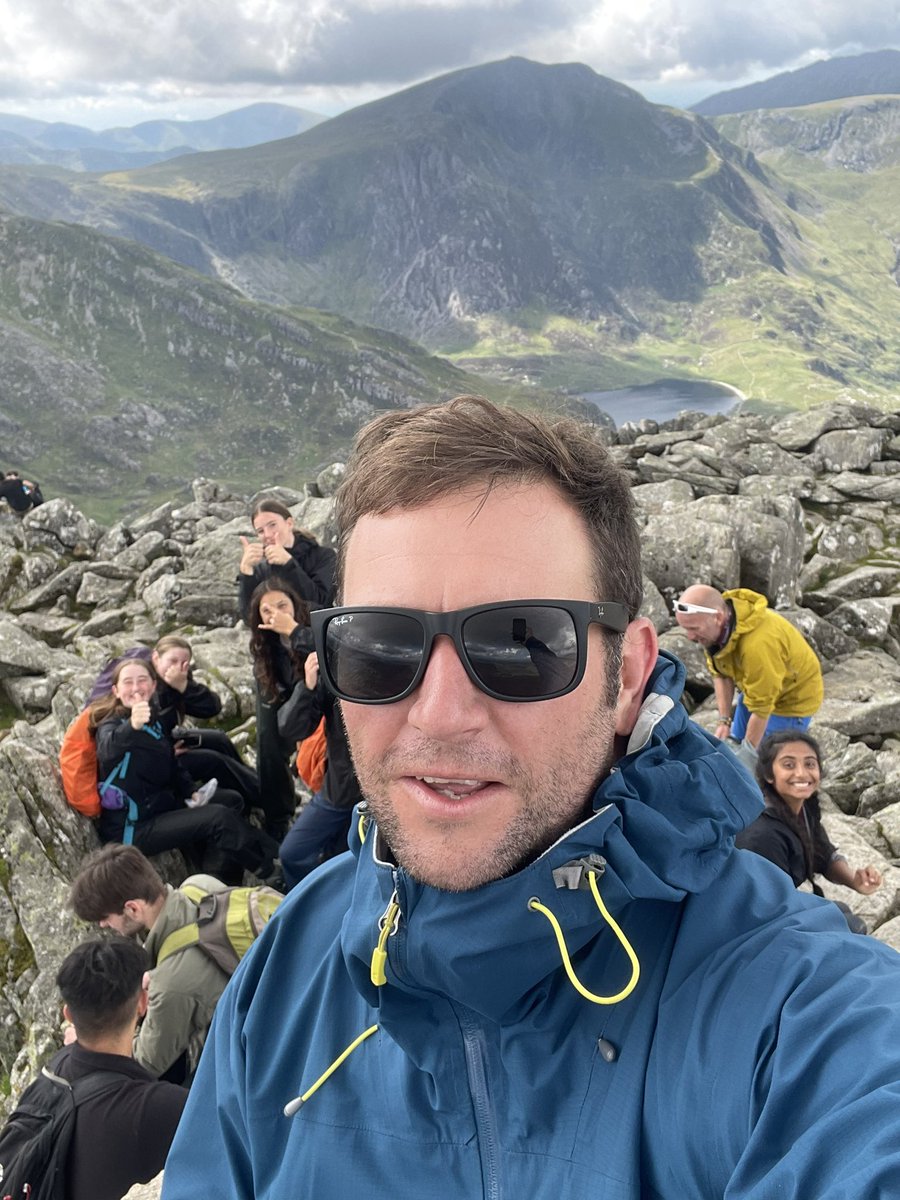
[156,883,283,976]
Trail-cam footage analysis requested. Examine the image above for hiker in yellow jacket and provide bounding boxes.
[674,585,823,754]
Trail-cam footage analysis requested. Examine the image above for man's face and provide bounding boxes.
[674,610,722,648]
[339,482,629,892]
[99,908,144,937]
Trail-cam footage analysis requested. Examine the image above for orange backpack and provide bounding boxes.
[59,709,101,817]
[295,718,327,794]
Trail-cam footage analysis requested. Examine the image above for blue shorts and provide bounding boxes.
[731,695,813,742]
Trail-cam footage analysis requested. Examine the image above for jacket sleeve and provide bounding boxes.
[290,542,336,606]
[647,880,900,1199]
[134,981,199,1078]
[180,677,223,720]
[276,679,324,743]
[161,968,259,1198]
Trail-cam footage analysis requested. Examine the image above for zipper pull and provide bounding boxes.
[370,889,401,987]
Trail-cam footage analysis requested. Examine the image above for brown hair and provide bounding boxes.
[87,657,158,731]
[334,395,643,616]
[248,577,311,701]
[152,635,192,659]
[69,844,166,923]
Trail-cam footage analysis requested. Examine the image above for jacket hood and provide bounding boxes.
[339,651,763,1026]
[723,587,769,636]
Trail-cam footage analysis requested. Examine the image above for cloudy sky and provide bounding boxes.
[1,0,897,128]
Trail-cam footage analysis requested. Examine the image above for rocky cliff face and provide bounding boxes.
[3,399,900,1112]
[714,97,900,173]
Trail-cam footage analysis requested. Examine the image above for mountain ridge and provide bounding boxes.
[0,102,327,172]
[693,49,900,117]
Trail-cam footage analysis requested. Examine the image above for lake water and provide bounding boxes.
[582,378,742,428]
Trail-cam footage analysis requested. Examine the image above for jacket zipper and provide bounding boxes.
[456,1005,501,1200]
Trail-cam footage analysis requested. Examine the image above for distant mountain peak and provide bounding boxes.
[693,48,900,116]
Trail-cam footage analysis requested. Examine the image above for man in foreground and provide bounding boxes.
[673,583,823,752]
[42,938,184,1199]
[163,396,900,1198]
[70,844,229,1084]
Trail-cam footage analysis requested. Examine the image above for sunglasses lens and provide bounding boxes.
[324,611,426,701]
[461,606,579,698]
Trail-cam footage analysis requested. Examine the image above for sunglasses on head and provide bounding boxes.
[673,601,719,615]
[310,599,630,704]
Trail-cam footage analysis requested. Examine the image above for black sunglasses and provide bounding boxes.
[310,599,629,704]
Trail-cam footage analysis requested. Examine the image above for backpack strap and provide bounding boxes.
[41,1065,126,1105]
[155,884,211,966]
[99,753,140,845]
[156,922,201,965]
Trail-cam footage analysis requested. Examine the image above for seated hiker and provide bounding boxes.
[0,468,44,515]
[88,656,279,886]
[69,846,238,1085]
[736,731,882,933]
[152,634,261,812]
[278,650,360,890]
[0,937,186,1200]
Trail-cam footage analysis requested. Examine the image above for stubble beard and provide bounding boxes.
[352,699,619,892]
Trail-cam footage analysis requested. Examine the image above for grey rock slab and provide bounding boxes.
[811,428,890,473]
[815,650,900,738]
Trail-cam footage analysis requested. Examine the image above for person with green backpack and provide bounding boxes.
[69,845,281,1086]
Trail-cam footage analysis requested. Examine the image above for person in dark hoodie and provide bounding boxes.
[164,397,900,1200]
[277,647,360,889]
[237,498,335,618]
[246,578,314,840]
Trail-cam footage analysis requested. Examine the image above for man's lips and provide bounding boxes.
[402,774,500,805]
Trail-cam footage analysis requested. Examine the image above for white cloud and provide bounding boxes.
[0,0,896,122]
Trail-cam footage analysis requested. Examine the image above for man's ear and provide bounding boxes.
[123,899,142,920]
[614,617,658,736]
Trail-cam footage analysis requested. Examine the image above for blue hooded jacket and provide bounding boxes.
[163,654,900,1198]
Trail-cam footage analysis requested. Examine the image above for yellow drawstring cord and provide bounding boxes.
[283,1025,379,1117]
[285,888,396,1118]
[528,870,640,1005]
[357,811,368,843]
[370,894,400,987]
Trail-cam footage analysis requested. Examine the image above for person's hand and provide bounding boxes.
[714,722,731,741]
[239,535,264,575]
[264,542,291,567]
[265,608,298,636]
[854,866,883,894]
[161,662,189,693]
[304,652,319,691]
[130,700,152,730]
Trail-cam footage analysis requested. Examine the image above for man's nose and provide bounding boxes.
[407,635,490,739]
